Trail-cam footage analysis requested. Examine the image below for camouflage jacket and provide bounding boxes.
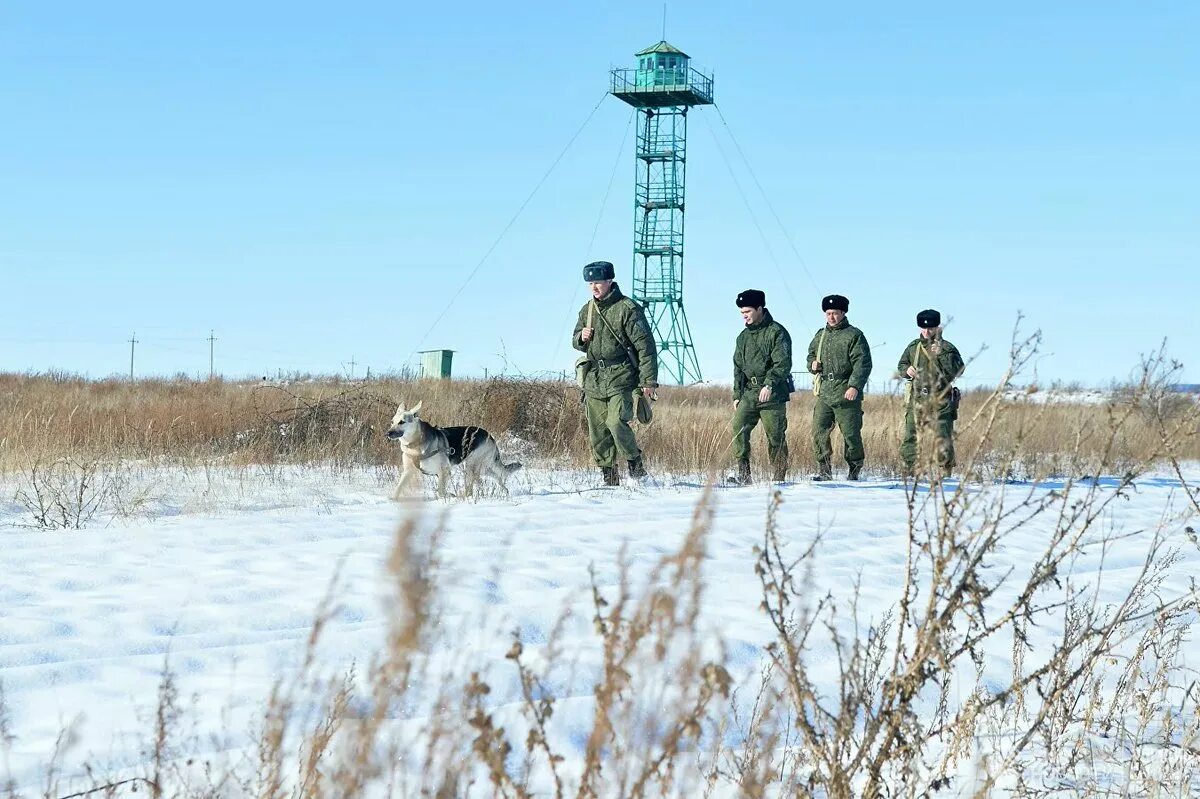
[897,336,964,402]
[806,318,873,397]
[732,309,792,404]
[573,283,658,398]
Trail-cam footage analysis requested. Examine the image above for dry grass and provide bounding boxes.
[1,368,1196,482]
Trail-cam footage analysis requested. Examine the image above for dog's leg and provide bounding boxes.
[394,470,409,500]
[424,452,450,499]
[463,465,479,499]
[394,454,422,500]
[393,468,410,500]
[490,451,511,496]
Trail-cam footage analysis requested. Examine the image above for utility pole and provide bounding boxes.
[347,356,356,379]
[207,330,217,380]
[128,332,138,379]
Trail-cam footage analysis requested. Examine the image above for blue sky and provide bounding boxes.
[2,1,1197,388]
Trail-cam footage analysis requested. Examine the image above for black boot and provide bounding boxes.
[772,453,792,479]
[728,459,752,485]
[848,464,862,482]
[811,463,833,481]
[601,466,620,487]
[627,456,647,480]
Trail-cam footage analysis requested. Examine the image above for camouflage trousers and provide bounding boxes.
[901,400,956,471]
[732,396,788,472]
[812,392,865,472]
[584,392,642,468]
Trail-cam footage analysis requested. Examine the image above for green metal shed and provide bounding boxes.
[418,349,454,379]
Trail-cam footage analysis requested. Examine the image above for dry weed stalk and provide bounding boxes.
[573,489,731,798]
[13,457,128,530]
[458,489,732,799]
[505,640,566,798]
[741,334,1200,797]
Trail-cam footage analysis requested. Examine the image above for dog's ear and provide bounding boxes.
[411,400,423,416]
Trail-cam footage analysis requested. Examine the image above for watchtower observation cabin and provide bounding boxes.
[609,41,713,384]
[609,41,714,108]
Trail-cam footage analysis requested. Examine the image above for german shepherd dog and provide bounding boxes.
[386,401,522,499]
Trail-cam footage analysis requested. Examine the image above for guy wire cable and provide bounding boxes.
[550,107,635,372]
[712,102,822,295]
[699,109,805,321]
[406,91,612,367]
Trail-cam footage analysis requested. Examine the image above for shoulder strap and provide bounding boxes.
[917,340,958,382]
[812,328,829,397]
[593,298,641,370]
[595,298,634,349]
[583,301,596,354]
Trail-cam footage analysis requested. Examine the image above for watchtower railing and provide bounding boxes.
[609,66,714,104]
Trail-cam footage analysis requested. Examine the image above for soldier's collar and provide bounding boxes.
[595,283,622,304]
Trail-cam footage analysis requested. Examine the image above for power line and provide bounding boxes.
[406,91,613,366]
[551,107,636,369]
[699,110,806,321]
[711,102,822,294]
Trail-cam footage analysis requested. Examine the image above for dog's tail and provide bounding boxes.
[504,462,523,473]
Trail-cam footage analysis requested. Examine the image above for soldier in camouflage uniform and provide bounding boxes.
[806,294,873,481]
[572,261,658,486]
[897,309,965,478]
[730,289,793,484]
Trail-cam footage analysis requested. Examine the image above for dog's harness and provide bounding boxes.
[402,424,485,476]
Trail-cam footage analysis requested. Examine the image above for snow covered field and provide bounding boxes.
[1,464,1197,795]
[1002,386,1200,406]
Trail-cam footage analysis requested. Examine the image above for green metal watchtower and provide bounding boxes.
[610,41,714,384]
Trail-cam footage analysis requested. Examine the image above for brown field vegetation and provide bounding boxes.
[0,368,1197,480]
